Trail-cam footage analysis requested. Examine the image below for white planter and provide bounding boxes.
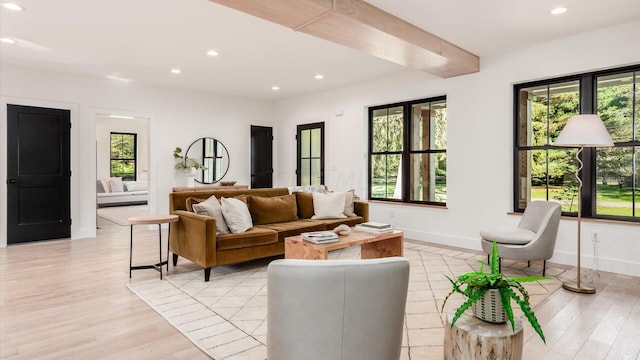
[472,289,507,324]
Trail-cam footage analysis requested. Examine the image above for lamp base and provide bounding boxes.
[562,281,595,294]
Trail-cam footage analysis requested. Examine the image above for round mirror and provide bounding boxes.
[184,138,230,184]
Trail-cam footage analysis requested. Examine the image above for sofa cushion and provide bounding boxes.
[306,216,365,229]
[221,197,253,233]
[192,196,230,235]
[124,181,148,191]
[311,192,347,219]
[97,180,106,193]
[342,189,357,217]
[216,227,279,251]
[248,194,298,225]
[109,177,124,192]
[186,197,207,212]
[293,192,314,219]
[256,220,326,241]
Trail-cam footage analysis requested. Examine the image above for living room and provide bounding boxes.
[1,0,639,359]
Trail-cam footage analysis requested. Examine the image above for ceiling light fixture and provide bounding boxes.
[271,86,280,91]
[2,3,24,11]
[106,75,131,82]
[0,37,16,44]
[109,115,135,120]
[207,49,219,57]
[551,7,567,15]
[171,69,181,74]
[314,74,324,80]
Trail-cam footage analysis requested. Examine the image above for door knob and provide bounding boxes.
[6,179,17,184]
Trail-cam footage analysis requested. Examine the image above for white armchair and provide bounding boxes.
[267,257,410,360]
[480,201,561,276]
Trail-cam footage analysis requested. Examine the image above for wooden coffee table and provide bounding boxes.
[284,228,403,260]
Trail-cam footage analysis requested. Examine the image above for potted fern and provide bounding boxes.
[442,240,549,343]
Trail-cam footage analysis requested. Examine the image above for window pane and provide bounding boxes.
[636,73,640,141]
[409,153,446,202]
[597,72,634,143]
[371,154,401,199]
[596,147,634,216]
[300,159,310,186]
[519,149,578,212]
[311,159,321,185]
[549,148,579,213]
[301,130,310,157]
[548,81,580,144]
[410,103,429,151]
[372,107,403,152]
[518,84,548,147]
[111,134,123,158]
[311,128,321,158]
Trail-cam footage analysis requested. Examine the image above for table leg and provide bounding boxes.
[129,225,133,279]
[166,222,171,271]
[361,235,403,259]
[158,224,163,280]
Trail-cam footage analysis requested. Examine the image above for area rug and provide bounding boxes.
[128,241,568,360]
[97,205,148,225]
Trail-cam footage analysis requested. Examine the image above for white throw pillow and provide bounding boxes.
[124,181,148,192]
[343,189,357,217]
[109,177,124,192]
[311,192,347,219]
[221,197,253,233]
[192,196,230,235]
[100,178,112,193]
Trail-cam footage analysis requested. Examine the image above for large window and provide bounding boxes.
[369,96,447,205]
[514,65,639,222]
[110,132,136,181]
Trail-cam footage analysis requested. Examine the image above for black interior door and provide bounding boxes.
[6,105,71,244]
[251,125,273,188]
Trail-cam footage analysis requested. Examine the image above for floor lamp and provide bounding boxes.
[554,114,613,294]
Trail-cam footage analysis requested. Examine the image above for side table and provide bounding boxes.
[444,312,523,360]
[128,214,179,280]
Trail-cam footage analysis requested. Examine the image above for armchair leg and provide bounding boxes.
[204,267,212,282]
[527,260,531,268]
[499,258,501,273]
[487,254,490,264]
[543,260,546,277]
[172,253,178,266]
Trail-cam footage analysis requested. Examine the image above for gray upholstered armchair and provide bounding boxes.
[480,201,561,276]
[267,257,410,360]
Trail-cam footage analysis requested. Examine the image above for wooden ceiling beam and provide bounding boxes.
[209,0,479,78]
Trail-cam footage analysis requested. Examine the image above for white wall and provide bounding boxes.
[274,21,640,277]
[95,115,149,181]
[0,65,275,246]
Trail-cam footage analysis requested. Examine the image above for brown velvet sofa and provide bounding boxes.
[169,187,369,281]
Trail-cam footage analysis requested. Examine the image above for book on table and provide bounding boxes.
[359,221,392,229]
[301,231,340,244]
[355,223,394,234]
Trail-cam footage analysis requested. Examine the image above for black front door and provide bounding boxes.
[6,105,71,244]
[251,125,273,188]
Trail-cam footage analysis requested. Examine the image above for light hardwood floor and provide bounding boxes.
[1,217,639,359]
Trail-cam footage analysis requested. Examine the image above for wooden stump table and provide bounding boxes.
[444,312,523,360]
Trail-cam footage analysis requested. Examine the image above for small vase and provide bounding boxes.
[472,289,507,324]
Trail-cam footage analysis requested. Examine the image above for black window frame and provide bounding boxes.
[110,132,137,181]
[513,64,639,222]
[368,95,447,206]
[296,122,325,186]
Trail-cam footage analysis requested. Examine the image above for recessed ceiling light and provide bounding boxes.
[271,86,280,91]
[2,3,24,11]
[109,115,135,120]
[551,7,567,15]
[314,74,324,80]
[106,75,132,82]
[206,49,219,57]
[0,37,16,44]
[171,69,181,74]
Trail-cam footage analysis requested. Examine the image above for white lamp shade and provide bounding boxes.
[554,114,614,147]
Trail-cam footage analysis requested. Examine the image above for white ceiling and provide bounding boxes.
[1,0,639,101]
